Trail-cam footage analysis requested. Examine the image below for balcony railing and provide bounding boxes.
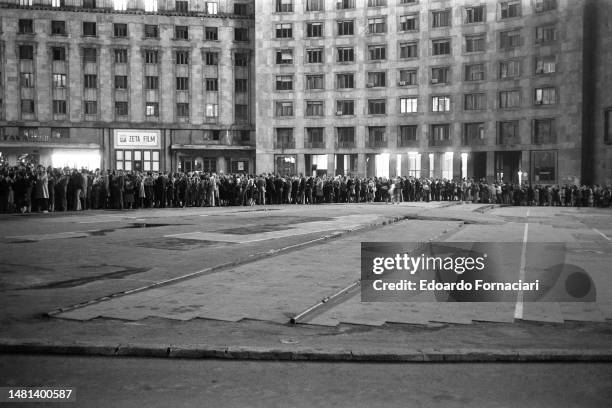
[304,141,325,149]
[367,139,387,148]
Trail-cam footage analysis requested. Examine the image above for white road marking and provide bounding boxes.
[514,209,530,320]
[592,228,611,241]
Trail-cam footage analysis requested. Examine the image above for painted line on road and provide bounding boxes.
[514,209,530,320]
[592,228,611,241]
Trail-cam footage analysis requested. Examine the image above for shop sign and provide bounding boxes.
[114,129,161,148]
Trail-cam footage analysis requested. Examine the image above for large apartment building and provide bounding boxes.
[0,0,255,174]
[256,0,612,185]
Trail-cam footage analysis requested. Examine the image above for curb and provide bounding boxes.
[1,341,611,362]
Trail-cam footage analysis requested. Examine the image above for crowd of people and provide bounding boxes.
[1,163,611,214]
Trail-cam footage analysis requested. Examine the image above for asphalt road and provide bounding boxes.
[1,354,611,408]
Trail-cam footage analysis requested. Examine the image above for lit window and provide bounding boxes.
[113,0,127,11]
[144,0,157,12]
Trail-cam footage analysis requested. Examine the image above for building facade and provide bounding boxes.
[255,0,608,185]
[0,0,255,174]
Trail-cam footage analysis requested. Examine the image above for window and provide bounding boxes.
[275,101,293,117]
[205,104,219,117]
[175,26,188,40]
[175,0,188,12]
[536,56,556,74]
[604,109,612,144]
[144,50,159,64]
[497,121,519,145]
[206,1,218,14]
[532,150,557,183]
[499,59,520,78]
[275,128,294,149]
[176,103,189,117]
[51,0,64,7]
[432,10,451,27]
[399,14,418,31]
[176,77,189,90]
[84,74,97,88]
[84,101,97,115]
[20,73,34,88]
[51,128,69,139]
[535,0,557,12]
[368,100,386,115]
[464,93,486,110]
[400,0,417,3]
[306,75,324,90]
[337,127,355,147]
[368,45,386,60]
[146,102,159,117]
[465,63,485,81]
[337,0,355,9]
[175,51,189,64]
[305,128,324,148]
[21,100,35,114]
[499,90,520,108]
[465,6,485,23]
[399,42,418,58]
[399,126,418,147]
[431,124,450,145]
[82,0,96,7]
[235,78,248,93]
[368,127,386,147]
[463,123,485,145]
[19,45,34,60]
[306,101,324,117]
[52,74,66,88]
[306,22,323,37]
[234,52,248,66]
[368,0,386,6]
[205,27,218,40]
[336,100,354,115]
[276,0,293,12]
[114,0,127,10]
[500,1,521,18]
[115,76,127,89]
[276,23,292,38]
[399,69,417,86]
[83,48,96,62]
[307,48,323,63]
[337,20,354,36]
[206,52,219,65]
[115,101,128,116]
[535,87,557,105]
[432,96,451,112]
[533,119,556,144]
[19,19,33,34]
[337,47,354,62]
[235,28,249,41]
[144,24,158,38]
[500,30,522,50]
[276,49,293,64]
[51,21,66,35]
[52,47,66,61]
[206,78,218,91]
[145,76,159,89]
[432,39,451,55]
[276,75,293,91]
[114,23,127,37]
[114,49,128,63]
[236,104,249,123]
[336,73,354,89]
[305,0,323,11]
[466,35,485,52]
[431,67,450,84]
[535,25,557,44]
[144,0,157,12]
[368,17,386,34]
[400,97,418,113]
[367,71,386,87]
[83,22,96,36]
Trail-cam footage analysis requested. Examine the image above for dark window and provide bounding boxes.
[399,69,417,85]
[367,17,386,34]
[307,48,324,63]
[175,26,189,40]
[432,10,451,27]
[205,27,218,40]
[497,121,519,145]
[114,49,128,63]
[368,126,387,147]
[240,130,250,141]
[84,74,97,88]
[275,128,295,149]
[206,78,219,91]
[500,30,522,49]
[430,124,451,146]
[466,35,486,52]
[337,20,354,36]
[464,93,486,110]
[306,22,323,37]
[604,109,612,144]
[145,76,159,89]
[462,123,485,145]
[176,77,189,90]
[336,73,354,89]
[368,45,386,60]
[535,25,557,44]
[337,127,355,147]
[83,48,96,62]
[236,105,249,122]
[235,52,248,66]
[19,19,33,34]
[534,87,557,105]
[234,3,248,14]
[499,90,520,108]
[305,128,325,148]
[234,28,249,41]
[367,0,386,6]
[399,42,418,58]
[51,20,66,35]
[465,63,485,81]
[337,0,355,9]
[175,0,189,12]
[368,100,386,115]
[115,75,128,89]
[432,39,451,55]
[501,1,521,19]
[115,102,128,116]
[144,24,159,38]
[465,6,485,23]
[399,14,418,31]
[83,22,96,36]
[276,0,293,12]
[21,99,35,114]
[305,0,323,11]
[175,51,189,64]
[235,78,248,92]
[306,75,324,90]
[337,47,353,63]
[533,119,556,144]
[19,45,34,60]
[114,23,127,37]
[82,0,96,7]
[499,59,520,78]
[52,46,66,61]
[276,23,292,38]
[275,101,294,117]
[206,52,219,65]
[144,50,159,64]
[399,125,418,146]
[51,128,70,139]
[275,75,293,91]
[305,101,324,117]
[336,100,354,115]
[535,0,557,12]
[367,71,386,87]
[431,67,450,84]
[176,103,189,117]
[84,101,97,115]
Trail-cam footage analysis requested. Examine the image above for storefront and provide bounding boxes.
[113,129,161,172]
